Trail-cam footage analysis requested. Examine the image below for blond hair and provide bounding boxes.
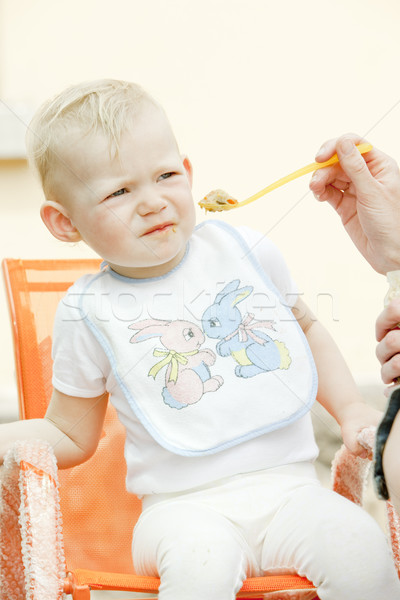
[26,79,158,195]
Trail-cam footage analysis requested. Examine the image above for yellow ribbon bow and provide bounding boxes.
[149,349,199,383]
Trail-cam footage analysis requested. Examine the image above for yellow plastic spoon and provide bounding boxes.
[199,142,373,212]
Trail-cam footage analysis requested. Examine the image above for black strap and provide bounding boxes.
[374,387,400,500]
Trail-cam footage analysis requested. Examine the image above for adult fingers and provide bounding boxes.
[376,328,400,365]
[375,298,400,342]
[314,132,366,162]
[380,353,400,384]
[335,136,377,195]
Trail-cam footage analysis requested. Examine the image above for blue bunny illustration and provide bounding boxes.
[201,280,291,378]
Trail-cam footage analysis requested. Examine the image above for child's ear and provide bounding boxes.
[182,155,193,187]
[40,201,82,243]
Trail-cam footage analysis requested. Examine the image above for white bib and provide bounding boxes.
[78,221,317,456]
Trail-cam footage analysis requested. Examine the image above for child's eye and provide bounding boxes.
[107,188,128,199]
[158,172,174,181]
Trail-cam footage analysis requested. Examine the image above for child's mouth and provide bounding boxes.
[143,222,175,236]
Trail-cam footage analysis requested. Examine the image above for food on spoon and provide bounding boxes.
[198,189,239,212]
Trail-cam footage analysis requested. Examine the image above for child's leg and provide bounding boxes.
[132,500,257,600]
[261,484,400,600]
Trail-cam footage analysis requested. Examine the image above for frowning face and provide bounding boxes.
[47,104,196,279]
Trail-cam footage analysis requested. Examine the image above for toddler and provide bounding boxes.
[1,79,399,599]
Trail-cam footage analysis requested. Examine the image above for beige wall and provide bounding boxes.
[1,0,399,413]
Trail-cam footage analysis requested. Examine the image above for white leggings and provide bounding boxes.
[132,464,400,600]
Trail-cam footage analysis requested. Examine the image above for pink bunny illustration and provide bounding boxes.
[129,319,223,409]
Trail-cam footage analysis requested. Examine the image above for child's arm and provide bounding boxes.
[293,297,382,457]
[0,389,108,468]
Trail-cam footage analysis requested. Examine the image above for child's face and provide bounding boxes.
[49,105,196,278]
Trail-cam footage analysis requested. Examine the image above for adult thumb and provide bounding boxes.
[337,137,376,194]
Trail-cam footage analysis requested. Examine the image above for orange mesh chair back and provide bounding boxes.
[2,257,321,599]
[2,259,141,571]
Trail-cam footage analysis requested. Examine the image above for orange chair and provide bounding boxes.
[0,258,398,600]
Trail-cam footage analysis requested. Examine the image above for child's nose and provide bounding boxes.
[137,189,167,216]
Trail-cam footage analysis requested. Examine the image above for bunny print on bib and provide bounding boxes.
[77,221,317,456]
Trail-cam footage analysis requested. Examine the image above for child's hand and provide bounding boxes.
[339,401,382,458]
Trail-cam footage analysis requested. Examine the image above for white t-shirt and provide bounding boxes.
[52,222,319,495]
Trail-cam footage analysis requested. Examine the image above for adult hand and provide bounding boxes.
[376,298,400,393]
[309,133,400,274]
